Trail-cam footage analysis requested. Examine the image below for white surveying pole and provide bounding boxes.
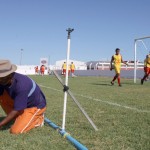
[62,28,74,130]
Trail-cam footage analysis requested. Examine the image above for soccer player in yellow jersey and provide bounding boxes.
[62,62,66,75]
[70,62,75,77]
[141,54,150,84]
[110,48,128,86]
[62,62,70,76]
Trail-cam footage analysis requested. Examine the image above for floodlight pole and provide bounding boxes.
[62,28,74,130]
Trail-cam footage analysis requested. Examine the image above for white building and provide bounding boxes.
[15,59,86,75]
[54,59,87,70]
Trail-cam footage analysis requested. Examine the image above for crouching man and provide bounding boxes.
[0,60,46,134]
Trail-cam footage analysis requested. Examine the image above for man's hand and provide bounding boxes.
[110,65,114,71]
[0,110,19,128]
[0,123,3,129]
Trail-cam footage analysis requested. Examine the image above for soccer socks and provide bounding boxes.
[111,75,121,86]
[117,77,121,85]
[112,75,118,82]
[142,74,148,82]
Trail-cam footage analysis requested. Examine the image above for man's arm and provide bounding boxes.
[0,110,19,129]
[121,56,128,66]
[110,56,114,70]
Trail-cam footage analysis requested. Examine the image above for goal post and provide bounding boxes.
[134,36,150,83]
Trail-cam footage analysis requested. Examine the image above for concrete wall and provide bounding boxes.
[16,65,48,75]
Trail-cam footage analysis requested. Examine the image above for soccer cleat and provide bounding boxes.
[141,79,144,85]
[119,84,122,87]
[111,81,114,85]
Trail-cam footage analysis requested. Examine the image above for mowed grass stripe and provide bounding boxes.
[39,84,150,113]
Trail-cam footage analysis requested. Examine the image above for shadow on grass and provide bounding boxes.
[121,82,139,85]
[90,81,137,86]
[0,116,13,130]
[90,83,112,86]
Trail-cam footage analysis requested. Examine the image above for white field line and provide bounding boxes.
[75,94,150,113]
[39,84,150,113]
[39,84,62,93]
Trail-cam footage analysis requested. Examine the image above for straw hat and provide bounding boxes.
[0,60,17,77]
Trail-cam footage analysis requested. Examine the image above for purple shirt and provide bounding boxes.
[1,73,46,111]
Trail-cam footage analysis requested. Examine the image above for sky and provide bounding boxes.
[0,0,150,65]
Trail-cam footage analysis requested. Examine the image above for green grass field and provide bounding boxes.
[0,75,150,150]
